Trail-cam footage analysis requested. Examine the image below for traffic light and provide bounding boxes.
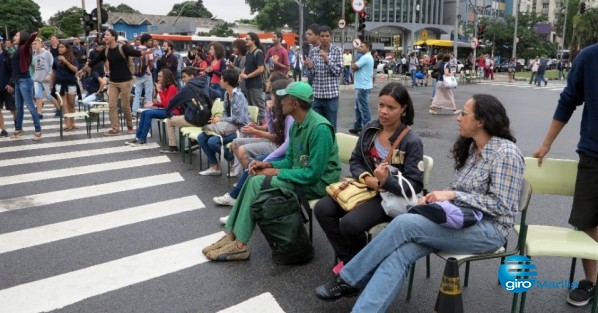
[478,25,485,40]
[358,11,367,31]
[82,11,95,36]
[580,1,586,14]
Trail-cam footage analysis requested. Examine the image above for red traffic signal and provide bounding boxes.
[359,12,367,19]
[358,11,367,31]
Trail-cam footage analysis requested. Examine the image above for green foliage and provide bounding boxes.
[0,0,43,37]
[168,1,213,18]
[103,4,141,14]
[48,6,85,38]
[208,22,236,37]
[40,26,59,40]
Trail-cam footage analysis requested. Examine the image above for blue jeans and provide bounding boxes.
[136,109,166,141]
[340,214,505,313]
[197,132,237,166]
[229,154,283,199]
[535,73,547,86]
[344,66,351,84]
[15,78,40,132]
[133,74,154,113]
[210,83,225,101]
[432,78,438,97]
[353,88,371,130]
[81,93,99,108]
[312,97,339,132]
[410,69,417,86]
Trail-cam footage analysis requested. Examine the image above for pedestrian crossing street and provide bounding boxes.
[476,80,567,92]
[0,108,286,313]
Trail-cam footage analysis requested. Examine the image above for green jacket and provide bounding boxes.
[271,110,340,198]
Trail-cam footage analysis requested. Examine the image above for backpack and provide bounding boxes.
[253,49,270,92]
[250,176,314,265]
[183,83,212,127]
[133,47,152,77]
[105,44,134,76]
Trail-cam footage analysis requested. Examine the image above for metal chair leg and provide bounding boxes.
[569,257,577,288]
[406,263,416,302]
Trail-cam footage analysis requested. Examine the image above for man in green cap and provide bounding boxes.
[202,81,341,262]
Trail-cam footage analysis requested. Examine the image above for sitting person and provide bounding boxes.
[198,69,251,176]
[79,65,106,108]
[201,81,341,261]
[314,82,424,270]
[160,67,220,154]
[314,94,525,312]
[214,78,293,223]
[126,69,178,146]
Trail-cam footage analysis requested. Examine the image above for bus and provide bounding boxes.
[148,34,275,54]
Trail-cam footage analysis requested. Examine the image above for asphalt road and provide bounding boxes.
[0,74,588,313]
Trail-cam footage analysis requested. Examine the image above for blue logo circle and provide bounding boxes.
[498,255,537,293]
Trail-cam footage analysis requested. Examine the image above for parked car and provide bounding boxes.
[496,60,526,72]
[546,59,559,70]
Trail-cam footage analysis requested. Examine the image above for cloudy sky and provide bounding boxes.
[34,0,254,23]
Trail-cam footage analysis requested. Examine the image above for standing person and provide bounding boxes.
[529,56,539,84]
[557,59,566,80]
[241,32,266,123]
[430,52,444,101]
[0,38,15,137]
[536,56,548,87]
[305,25,342,131]
[32,38,59,120]
[429,54,460,115]
[477,54,485,78]
[227,39,247,94]
[372,50,380,85]
[303,23,320,85]
[507,57,516,83]
[533,44,598,308]
[72,37,86,70]
[201,81,341,262]
[206,41,227,101]
[349,41,373,135]
[291,47,304,82]
[48,35,59,58]
[342,49,352,84]
[83,29,152,136]
[152,39,163,82]
[314,94,525,312]
[315,82,424,268]
[51,42,79,131]
[10,31,40,140]
[408,52,418,88]
[159,40,178,80]
[266,31,290,76]
[132,33,154,114]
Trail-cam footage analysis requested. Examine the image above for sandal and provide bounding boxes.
[32,132,42,141]
[11,130,23,139]
[71,125,80,130]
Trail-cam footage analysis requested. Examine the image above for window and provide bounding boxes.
[117,31,126,38]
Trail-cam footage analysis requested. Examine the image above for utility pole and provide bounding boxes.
[453,0,460,58]
[559,0,568,60]
[294,0,304,50]
[96,0,102,35]
[341,0,345,51]
[512,0,520,58]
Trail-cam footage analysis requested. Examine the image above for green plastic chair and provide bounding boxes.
[515,157,598,313]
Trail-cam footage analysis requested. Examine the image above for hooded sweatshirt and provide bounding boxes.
[165,75,220,121]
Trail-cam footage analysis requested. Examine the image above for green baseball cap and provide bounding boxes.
[276,81,313,103]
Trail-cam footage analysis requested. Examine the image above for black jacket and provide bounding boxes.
[165,75,220,121]
[349,120,424,197]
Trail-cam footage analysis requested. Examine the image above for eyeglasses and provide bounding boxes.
[460,111,474,118]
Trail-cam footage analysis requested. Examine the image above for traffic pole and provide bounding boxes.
[433,257,464,313]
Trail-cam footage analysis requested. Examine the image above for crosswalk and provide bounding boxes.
[476,80,567,92]
[0,108,286,312]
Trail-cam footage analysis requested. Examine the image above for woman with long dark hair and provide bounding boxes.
[52,42,79,131]
[315,94,525,313]
[11,31,40,140]
[206,41,226,100]
[126,68,178,146]
[190,51,208,76]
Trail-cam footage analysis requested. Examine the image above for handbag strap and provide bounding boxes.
[331,178,353,199]
[383,126,410,163]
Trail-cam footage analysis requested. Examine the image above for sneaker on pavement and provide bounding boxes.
[453,109,462,115]
[159,146,178,154]
[429,109,439,115]
[54,109,61,117]
[213,193,236,206]
[125,139,140,146]
[219,215,229,225]
[38,114,44,120]
[130,140,146,147]
[314,275,359,301]
[202,233,234,255]
[199,167,222,176]
[103,129,121,136]
[348,128,361,135]
[0,130,7,137]
[227,161,242,177]
[206,240,250,261]
[567,280,595,306]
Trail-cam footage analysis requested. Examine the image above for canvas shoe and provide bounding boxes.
[314,275,359,301]
[227,161,242,177]
[206,240,250,261]
[159,146,178,154]
[202,233,234,255]
[213,193,236,206]
[567,280,595,306]
[127,126,135,134]
[219,215,229,225]
[0,130,8,137]
[125,139,140,146]
[103,129,121,136]
[199,167,222,176]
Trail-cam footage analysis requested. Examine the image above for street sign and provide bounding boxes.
[470,37,478,49]
[353,38,361,48]
[352,0,365,12]
[338,18,346,30]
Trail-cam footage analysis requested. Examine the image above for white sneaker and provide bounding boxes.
[219,215,229,225]
[199,167,222,176]
[227,161,242,177]
[213,193,236,206]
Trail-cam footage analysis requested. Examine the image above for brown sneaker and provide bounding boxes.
[201,233,234,255]
[206,241,250,261]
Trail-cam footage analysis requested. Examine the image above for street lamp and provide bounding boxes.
[512,0,521,58]
[294,0,304,49]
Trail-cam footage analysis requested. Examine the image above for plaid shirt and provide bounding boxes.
[308,44,342,99]
[448,137,525,238]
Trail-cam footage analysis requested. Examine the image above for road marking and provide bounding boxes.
[0,232,225,313]
[0,143,160,168]
[0,173,184,212]
[0,196,204,253]
[217,292,285,313]
[0,156,170,186]
[0,135,139,153]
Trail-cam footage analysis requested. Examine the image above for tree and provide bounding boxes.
[40,26,60,40]
[168,1,213,18]
[48,6,85,38]
[0,0,43,38]
[103,4,141,14]
[208,22,236,37]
